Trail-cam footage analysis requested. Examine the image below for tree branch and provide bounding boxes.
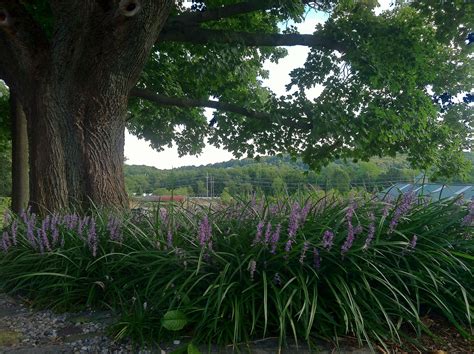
[130,87,271,120]
[167,0,275,26]
[158,27,343,51]
[167,0,315,26]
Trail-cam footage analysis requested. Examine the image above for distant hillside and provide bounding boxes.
[124,152,474,197]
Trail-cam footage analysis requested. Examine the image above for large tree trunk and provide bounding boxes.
[10,94,29,213]
[25,79,130,213]
[0,0,174,213]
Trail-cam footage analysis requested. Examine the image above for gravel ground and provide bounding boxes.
[0,293,370,353]
[1,292,471,353]
[0,293,147,353]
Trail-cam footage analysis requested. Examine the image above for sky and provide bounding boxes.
[124,2,393,169]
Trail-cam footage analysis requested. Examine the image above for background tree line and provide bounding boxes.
[122,153,474,198]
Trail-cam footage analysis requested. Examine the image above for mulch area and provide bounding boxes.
[386,314,473,353]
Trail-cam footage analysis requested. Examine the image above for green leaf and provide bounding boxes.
[161,310,188,331]
[187,343,202,354]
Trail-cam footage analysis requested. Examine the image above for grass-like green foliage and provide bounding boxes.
[0,197,10,227]
[0,193,472,350]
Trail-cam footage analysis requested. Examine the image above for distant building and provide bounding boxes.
[382,183,474,202]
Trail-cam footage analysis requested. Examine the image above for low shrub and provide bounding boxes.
[0,193,472,350]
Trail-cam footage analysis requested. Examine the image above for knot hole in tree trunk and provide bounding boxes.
[119,0,141,17]
[0,9,11,26]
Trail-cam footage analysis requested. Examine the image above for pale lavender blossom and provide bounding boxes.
[26,217,36,248]
[313,247,321,270]
[269,203,279,216]
[341,202,358,255]
[20,207,30,224]
[63,214,79,230]
[389,192,415,233]
[341,223,355,255]
[299,241,309,264]
[288,202,301,239]
[270,224,281,254]
[107,216,122,243]
[382,203,391,218]
[51,224,59,247]
[346,202,356,221]
[11,220,18,246]
[363,212,376,250]
[36,229,45,254]
[50,214,60,246]
[462,199,474,226]
[40,218,51,252]
[167,229,173,248]
[300,202,312,225]
[322,230,334,250]
[42,215,51,231]
[264,222,272,244]
[198,216,212,250]
[409,235,418,249]
[159,208,168,224]
[253,221,265,245]
[273,272,281,286]
[1,231,10,252]
[77,216,90,238]
[250,192,257,209]
[284,239,293,253]
[248,260,257,281]
[87,218,97,257]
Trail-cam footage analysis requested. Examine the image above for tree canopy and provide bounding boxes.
[0,0,472,211]
[127,0,473,176]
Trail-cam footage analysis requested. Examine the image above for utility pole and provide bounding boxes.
[206,173,209,198]
[211,176,214,198]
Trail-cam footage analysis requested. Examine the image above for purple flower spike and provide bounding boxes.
[253,221,265,246]
[389,192,415,233]
[322,230,334,250]
[270,224,281,254]
[341,224,355,255]
[363,212,376,250]
[36,230,45,254]
[300,202,311,225]
[107,216,122,243]
[273,273,281,286]
[462,199,474,226]
[248,260,257,281]
[409,235,418,249]
[288,202,301,239]
[264,222,272,245]
[1,231,10,253]
[313,247,321,270]
[198,216,212,250]
[11,220,18,246]
[167,229,173,248]
[26,219,36,248]
[40,218,52,252]
[299,241,309,264]
[87,218,97,257]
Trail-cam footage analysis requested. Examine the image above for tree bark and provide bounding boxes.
[0,0,174,213]
[10,93,29,213]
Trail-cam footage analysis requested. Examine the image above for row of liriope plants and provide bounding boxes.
[0,192,472,351]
